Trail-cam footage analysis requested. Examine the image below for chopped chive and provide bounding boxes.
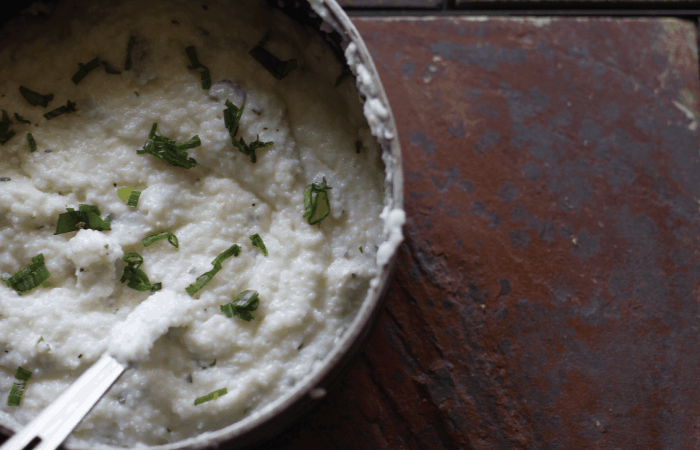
[0,110,16,145]
[303,177,331,225]
[125,36,136,71]
[359,246,363,253]
[220,290,259,322]
[19,86,53,107]
[186,244,240,296]
[185,46,211,90]
[355,140,361,153]
[0,254,50,296]
[249,30,298,80]
[194,388,227,405]
[223,100,273,163]
[72,57,100,84]
[126,190,141,207]
[27,133,36,152]
[117,187,133,202]
[6,367,32,406]
[249,234,267,256]
[101,61,122,74]
[142,230,179,249]
[137,123,200,169]
[120,252,161,292]
[14,113,31,124]
[43,100,76,120]
[54,204,111,235]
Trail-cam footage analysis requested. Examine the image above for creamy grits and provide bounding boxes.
[0,0,390,446]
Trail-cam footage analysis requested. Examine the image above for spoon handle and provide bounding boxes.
[1,354,126,450]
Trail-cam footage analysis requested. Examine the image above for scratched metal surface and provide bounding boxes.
[246,16,700,450]
[337,0,442,8]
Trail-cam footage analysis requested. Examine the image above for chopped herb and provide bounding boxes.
[125,36,136,71]
[101,61,122,74]
[194,387,227,405]
[14,113,30,124]
[0,254,50,296]
[137,123,200,169]
[249,30,298,80]
[19,86,53,107]
[359,246,363,253]
[0,110,16,145]
[355,140,362,153]
[6,367,32,406]
[335,67,351,87]
[54,204,112,235]
[220,290,259,322]
[120,252,161,292]
[27,133,36,152]
[223,100,273,163]
[303,177,331,225]
[126,190,141,207]
[72,57,100,84]
[249,234,267,256]
[200,28,210,36]
[117,187,134,202]
[185,46,211,90]
[43,100,76,120]
[142,230,179,249]
[172,19,180,24]
[186,244,241,296]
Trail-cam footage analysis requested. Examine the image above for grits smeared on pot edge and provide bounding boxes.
[0,0,388,445]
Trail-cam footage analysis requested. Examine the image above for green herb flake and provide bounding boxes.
[355,140,362,154]
[0,254,50,296]
[185,46,211,90]
[72,58,100,84]
[54,204,112,235]
[303,177,331,225]
[194,387,227,405]
[101,61,122,74]
[137,123,200,169]
[186,244,241,296]
[6,367,32,406]
[142,230,179,249]
[19,86,53,107]
[126,190,141,207]
[120,252,161,292]
[117,188,133,202]
[172,19,180,24]
[223,100,273,163]
[43,100,77,120]
[14,113,31,124]
[27,133,36,152]
[359,246,363,253]
[249,234,267,256]
[0,110,16,145]
[125,36,136,71]
[220,290,259,322]
[249,30,298,80]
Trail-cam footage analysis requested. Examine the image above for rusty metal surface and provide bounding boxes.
[338,0,443,8]
[249,16,700,450]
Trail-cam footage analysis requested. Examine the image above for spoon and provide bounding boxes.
[1,354,126,450]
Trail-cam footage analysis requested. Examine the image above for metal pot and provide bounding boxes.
[0,1,403,448]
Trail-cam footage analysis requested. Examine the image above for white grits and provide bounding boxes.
[0,0,388,446]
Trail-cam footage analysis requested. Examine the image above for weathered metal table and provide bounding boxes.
[252,2,700,449]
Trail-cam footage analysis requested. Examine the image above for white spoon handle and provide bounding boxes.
[1,354,126,450]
